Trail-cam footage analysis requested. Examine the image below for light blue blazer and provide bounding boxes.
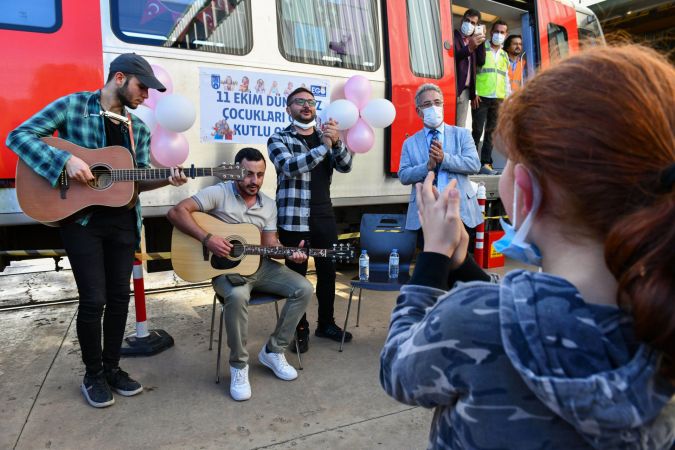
[398,124,482,230]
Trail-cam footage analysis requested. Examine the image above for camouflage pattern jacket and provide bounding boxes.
[380,253,675,449]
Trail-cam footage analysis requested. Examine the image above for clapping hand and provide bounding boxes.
[416,173,469,269]
[321,119,340,148]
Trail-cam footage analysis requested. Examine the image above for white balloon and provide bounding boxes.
[132,104,157,132]
[325,99,359,130]
[155,94,196,133]
[361,98,396,128]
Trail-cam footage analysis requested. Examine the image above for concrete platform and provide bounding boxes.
[1,266,438,450]
[0,257,520,450]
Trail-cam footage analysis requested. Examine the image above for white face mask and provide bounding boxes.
[293,119,316,130]
[493,175,543,266]
[492,33,506,46]
[461,21,474,37]
[422,106,443,128]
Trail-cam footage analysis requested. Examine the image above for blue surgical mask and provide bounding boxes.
[493,175,543,266]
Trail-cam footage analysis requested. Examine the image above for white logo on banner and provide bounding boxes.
[200,68,330,144]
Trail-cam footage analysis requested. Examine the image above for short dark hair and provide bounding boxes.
[235,147,265,166]
[492,20,508,32]
[286,87,314,105]
[463,8,481,21]
[504,35,522,50]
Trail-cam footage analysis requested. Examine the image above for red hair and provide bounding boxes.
[494,45,675,378]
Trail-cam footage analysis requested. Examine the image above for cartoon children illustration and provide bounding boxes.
[255,78,266,94]
[283,81,293,96]
[212,119,235,140]
[223,75,234,91]
[239,76,250,92]
[268,80,280,97]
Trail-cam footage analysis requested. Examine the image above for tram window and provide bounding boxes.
[547,23,569,62]
[0,0,61,33]
[406,0,443,79]
[110,0,252,55]
[277,0,380,72]
[577,12,603,49]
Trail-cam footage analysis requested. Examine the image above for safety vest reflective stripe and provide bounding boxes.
[477,68,508,76]
[476,44,509,98]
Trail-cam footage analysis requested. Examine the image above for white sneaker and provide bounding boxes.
[229,365,251,401]
[258,345,298,381]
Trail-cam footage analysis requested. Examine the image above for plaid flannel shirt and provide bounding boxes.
[6,90,151,246]
[267,125,352,231]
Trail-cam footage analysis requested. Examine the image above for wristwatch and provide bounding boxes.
[332,139,342,149]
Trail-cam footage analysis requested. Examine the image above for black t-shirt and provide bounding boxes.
[88,116,135,226]
[298,131,332,210]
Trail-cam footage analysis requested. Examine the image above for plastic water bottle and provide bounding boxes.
[359,250,369,281]
[388,248,399,279]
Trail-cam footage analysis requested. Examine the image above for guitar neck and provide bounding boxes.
[112,167,214,182]
[241,245,330,258]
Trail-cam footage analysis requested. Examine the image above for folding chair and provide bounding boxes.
[209,290,303,383]
[339,214,417,351]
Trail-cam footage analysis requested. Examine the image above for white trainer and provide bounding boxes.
[258,345,298,381]
[229,365,251,401]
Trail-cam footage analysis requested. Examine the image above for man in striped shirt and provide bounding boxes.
[267,87,353,353]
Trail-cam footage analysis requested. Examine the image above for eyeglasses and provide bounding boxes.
[291,98,317,107]
[419,100,444,108]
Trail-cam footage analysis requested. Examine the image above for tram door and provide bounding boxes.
[0,2,104,179]
[385,0,456,175]
[535,0,579,68]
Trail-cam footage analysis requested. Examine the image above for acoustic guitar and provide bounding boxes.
[15,136,245,226]
[171,212,354,282]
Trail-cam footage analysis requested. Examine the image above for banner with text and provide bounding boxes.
[200,68,330,144]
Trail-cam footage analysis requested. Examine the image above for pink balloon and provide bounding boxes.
[151,64,174,94]
[150,126,189,167]
[144,64,173,109]
[330,82,345,101]
[343,75,371,109]
[345,119,374,153]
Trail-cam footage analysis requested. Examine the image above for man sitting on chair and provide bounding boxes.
[168,148,312,402]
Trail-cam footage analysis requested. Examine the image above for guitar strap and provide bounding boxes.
[126,112,136,154]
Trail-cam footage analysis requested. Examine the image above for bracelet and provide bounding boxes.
[201,233,213,246]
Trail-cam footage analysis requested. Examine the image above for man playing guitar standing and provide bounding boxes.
[167,147,312,402]
[6,54,187,408]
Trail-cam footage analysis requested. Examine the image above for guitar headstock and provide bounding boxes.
[330,243,354,263]
[214,163,246,181]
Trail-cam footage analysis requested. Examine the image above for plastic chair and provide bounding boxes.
[339,214,417,351]
[209,290,303,383]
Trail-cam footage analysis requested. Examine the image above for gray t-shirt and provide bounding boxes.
[191,181,277,232]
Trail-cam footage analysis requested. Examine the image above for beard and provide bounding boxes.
[293,110,316,123]
[117,79,137,109]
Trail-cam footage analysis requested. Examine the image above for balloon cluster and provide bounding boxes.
[132,65,197,167]
[322,75,396,153]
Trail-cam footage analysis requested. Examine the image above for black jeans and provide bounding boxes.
[60,211,136,375]
[278,212,338,330]
[471,97,503,165]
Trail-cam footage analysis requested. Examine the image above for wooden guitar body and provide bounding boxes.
[16,137,136,225]
[171,212,262,281]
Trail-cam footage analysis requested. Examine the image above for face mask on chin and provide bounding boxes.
[422,105,444,129]
[492,33,506,46]
[461,21,474,36]
[292,119,316,130]
[493,173,543,266]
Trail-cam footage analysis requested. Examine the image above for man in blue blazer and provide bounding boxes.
[398,83,483,249]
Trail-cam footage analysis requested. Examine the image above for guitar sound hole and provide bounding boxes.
[210,238,245,270]
[88,164,113,190]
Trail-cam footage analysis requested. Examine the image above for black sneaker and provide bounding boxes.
[81,371,114,408]
[289,326,310,354]
[104,367,143,397]
[315,323,353,343]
